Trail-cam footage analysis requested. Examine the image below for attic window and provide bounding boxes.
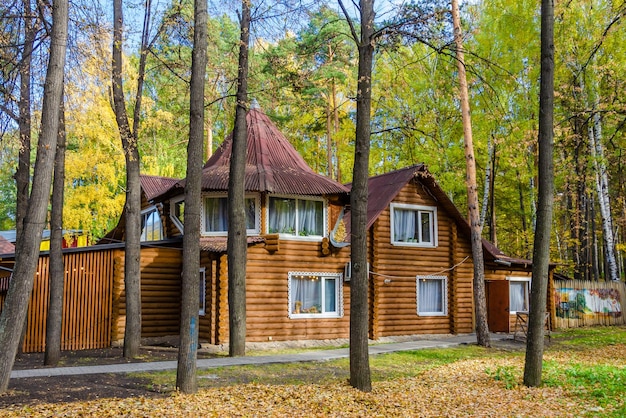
[268,196,325,239]
[390,203,437,247]
[203,194,260,235]
[170,196,185,233]
[140,206,163,241]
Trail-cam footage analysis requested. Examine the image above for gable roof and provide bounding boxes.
[0,236,15,255]
[98,175,179,244]
[197,108,348,196]
[141,175,179,201]
[342,164,531,268]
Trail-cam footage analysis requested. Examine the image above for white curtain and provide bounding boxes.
[394,208,416,242]
[205,197,228,232]
[292,276,321,313]
[269,198,296,234]
[510,282,527,312]
[299,199,323,236]
[419,279,442,313]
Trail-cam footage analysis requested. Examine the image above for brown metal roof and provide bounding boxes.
[0,236,14,255]
[199,236,265,253]
[341,164,532,268]
[200,108,349,196]
[141,175,180,201]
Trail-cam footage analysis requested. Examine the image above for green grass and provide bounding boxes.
[543,361,626,417]
[551,326,626,348]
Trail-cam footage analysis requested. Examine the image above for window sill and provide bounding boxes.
[392,241,436,248]
[289,313,341,319]
[276,234,324,242]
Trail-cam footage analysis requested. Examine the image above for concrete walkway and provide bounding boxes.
[11,333,511,379]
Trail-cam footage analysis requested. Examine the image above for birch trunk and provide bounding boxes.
[588,111,618,281]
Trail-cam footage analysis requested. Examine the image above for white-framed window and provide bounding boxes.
[416,275,448,316]
[202,193,260,235]
[140,206,163,241]
[199,267,206,316]
[390,203,437,247]
[509,277,531,313]
[268,196,326,239]
[288,272,343,319]
[170,196,185,233]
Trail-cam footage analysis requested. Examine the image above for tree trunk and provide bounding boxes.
[15,0,36,244]
[112,0,147,359]
[524,0,554,388]
[338,0,374,392]
[0,0,67,392]
[228,0,251,358]
[489,144,497,246]
[176,0,207,393]
[480,138,492,232]
[332,78,341,182]
[451,0,490,347]
[588,110,618,280]
[45,98,66,367]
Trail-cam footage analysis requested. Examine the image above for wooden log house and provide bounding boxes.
[0,107,547,352]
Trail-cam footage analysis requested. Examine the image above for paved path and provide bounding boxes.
[11,333,510,379]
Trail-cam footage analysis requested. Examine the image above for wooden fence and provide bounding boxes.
[0,247,119,353]
[553,279,626,329]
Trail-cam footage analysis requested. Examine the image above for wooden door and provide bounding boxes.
[486,280,510,333]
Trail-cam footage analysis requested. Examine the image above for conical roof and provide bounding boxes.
[201,108,348,195]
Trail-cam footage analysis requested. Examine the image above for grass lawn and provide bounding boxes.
[2,326,625,417]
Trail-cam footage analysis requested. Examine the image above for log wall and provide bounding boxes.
[370,180,475,338]
[211,239,351,344]
[111,247,183,343]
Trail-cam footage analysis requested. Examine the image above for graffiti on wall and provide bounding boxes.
[555,287,622,319]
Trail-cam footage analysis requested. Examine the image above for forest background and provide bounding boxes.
[0,0,625,282]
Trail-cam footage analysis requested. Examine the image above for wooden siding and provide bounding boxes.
[0,249,117,353]
[111,247,183,343]
[370,180,475,338]
[211,239,351,344]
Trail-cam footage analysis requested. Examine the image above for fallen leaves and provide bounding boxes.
[2,342,624,417]
[3,351,621,418]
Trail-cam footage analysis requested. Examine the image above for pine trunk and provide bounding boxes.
[451,0,490,347]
